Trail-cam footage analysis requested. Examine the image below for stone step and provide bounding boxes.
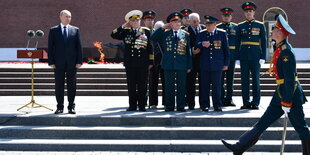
[1,115,309,127]
[0,77,309,84]
[1,83,309,90]
[0,126,304,140]
[0,139,302,152]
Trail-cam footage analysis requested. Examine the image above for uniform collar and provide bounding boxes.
[60,23,70,29]
[276,39,287,49]
[246,19,255,23]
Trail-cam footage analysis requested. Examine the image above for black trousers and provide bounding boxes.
[148,65,165,106]
[185,68,201,108]
[200,70,222,109]
[54,68,77,110]
[125,67,148,109]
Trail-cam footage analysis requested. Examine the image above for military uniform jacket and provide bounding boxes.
[272,40,307,107]
[151,27,192,71]
[111,26,153,68]
[236,20,267,60]
[196,28,230,71]
[217,22,238,60]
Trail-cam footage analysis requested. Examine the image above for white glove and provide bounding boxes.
[259,59,265,65]
[235,60,240,66]
[282,106,291,117]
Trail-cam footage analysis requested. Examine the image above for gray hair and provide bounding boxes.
[60,10,71,16]
[154,21,165,30]
[189,13,200,20]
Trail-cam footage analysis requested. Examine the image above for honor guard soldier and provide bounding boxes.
[111,10,153,111]
[222,14,310,155]
[196,15,229,112]
[235,2,267,110]
[151,12,192,112]
[142,11,165,109]
[180,8,192,29]
[184,13,206,110]
[217,8,238,106]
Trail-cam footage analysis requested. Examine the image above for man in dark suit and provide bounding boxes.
[184,13,206,110]
[196,15,230,112]
[48,10,83,114]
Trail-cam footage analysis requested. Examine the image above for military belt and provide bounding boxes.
[229,46,236,50]
[276,76,298,85]
[241,42,260,46]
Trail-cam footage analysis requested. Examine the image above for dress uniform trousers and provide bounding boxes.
[200,70,222,109]
[221,51,236,103]
[240,60,261,106]
[55,68,77,110]
[149,65,165,106]
[125,67,148,109]
[186,57,201,108]
[164,70,187,109]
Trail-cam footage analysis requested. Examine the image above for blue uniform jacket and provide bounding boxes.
[151,27,192,71]
[196,28,230,71]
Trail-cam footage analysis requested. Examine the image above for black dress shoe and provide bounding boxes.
[201,108,209,112]
[214,107,223,112]
[139,108,146,112]
[165,108,174,112]
[68,109,76,114]
[240,104,252,109]
[223,102,236,106]
[126,107,137,111]
[54,109,63,114]
[188,106,195,110]
[177,108,186,112]
[251,105,259,110]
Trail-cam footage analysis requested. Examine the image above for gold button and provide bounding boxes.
[210,57,213,59]
[132,54,134,56]
[174,56,176,58]
[138,55,140,57]
[210,48,212,50]
[248,46,250,48]
[249,37,251,39]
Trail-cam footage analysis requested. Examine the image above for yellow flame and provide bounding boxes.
[93,41,105,62]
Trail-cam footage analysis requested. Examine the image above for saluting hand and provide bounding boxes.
[122,22,130,28]
[162,23,171,30]
[202,41,211,48]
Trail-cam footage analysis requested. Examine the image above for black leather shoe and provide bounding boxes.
[139,108,146,112]
[223,102,236,106]
[201,108,209,112]
[54,109,63,114]
[188,106,195,110]
[68,109,76,114]
[177,108,186,112]
[251,105,259,110]
[126,107,137,111]
[165,108,174,112]
[240,104,252,109]
[214,107,223,112]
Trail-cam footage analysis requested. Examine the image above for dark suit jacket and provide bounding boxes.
[48,24,83,70]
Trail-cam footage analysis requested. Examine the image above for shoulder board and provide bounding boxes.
[124,27,131,30]
[231,22,238,26]
[200,29,208,33]
[281,44,287,50]
[254,20,264,24]
[217,28,226,32]
[164,29,170,32]
[216,23,223,27]
[181,30,190,35]
[238,21,247,25]
[140,27,150,31]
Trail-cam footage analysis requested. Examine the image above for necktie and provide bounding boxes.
[195,28,199,35]
[174,31,178,39]
[63,26,68,41]
[134,30,137,34]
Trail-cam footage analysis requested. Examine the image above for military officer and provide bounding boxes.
[151,12,192,112]
[184,13,206,110]
[217,8,238,107]
[180,8,192,29]
[111,10,153,111]
[235,2,267,110]
[222,14,310,155]
[142,11,165,109]
[196,15,229,112]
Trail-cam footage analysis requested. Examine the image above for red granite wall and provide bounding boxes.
[0,0,309,49]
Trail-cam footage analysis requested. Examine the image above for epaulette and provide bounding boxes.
[164,29,170,32]
[238,21,247,25]
[124,27,131,30]
[281,44,287,50]
[216,23,223,27]
[140,27,150,31]
[217,28,226,32]
[255,20,264,24]
[231,22,238,26]
[181,29,190,35]
[200,29,208,33]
